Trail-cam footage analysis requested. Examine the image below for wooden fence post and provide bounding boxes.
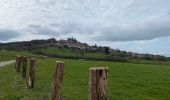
[22,56,27,78]
[51,61,64,100]
[16,56,22,72]
[28,58,36,88]
[89,67,109,100]
[15,56,17,69]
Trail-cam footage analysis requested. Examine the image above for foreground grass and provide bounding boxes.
[1,58,170,100]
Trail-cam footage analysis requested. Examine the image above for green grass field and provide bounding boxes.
[33,47,170,65]
[0,51,36,62]
[34,47,108,58]
[0,51,34,56]
[1,58,170,100]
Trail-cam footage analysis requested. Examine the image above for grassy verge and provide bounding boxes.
[33,47,170,65]
[33,47,130,62]
[33,47,108,59]
[0,51,36,62]
[1,58,170,100]
[0,51,34,56]
[129,59,170,65]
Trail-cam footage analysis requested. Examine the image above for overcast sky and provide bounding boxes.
[0,0,170,56]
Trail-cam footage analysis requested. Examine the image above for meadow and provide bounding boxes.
[33,47,170,65]
[0,50,37,62]
[41,47,105,57]
[1,58,170,100]
[33,47,108,60]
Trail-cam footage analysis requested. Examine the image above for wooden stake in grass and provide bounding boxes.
[22,56,27,79]
[16,56,22,72]
[15,56,18,69]
[51,61,64,100]
[89,67,109,100]
[28,58,36,88]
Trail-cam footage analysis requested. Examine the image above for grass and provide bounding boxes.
[0,50,34,56]
[129,59,170,65]
[33,47,170,65]
[35,47,107,58]
[0,50,36,62]
[1,58,170,100]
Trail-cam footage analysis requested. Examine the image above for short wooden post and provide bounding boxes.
[22,56,27,78]
[51,61,64,100]
[16,56,22,72]
[89,67,109,100]
[28,58,36,88]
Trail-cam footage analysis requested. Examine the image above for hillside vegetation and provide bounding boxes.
[0,38,168,62]
[32,47,169,65]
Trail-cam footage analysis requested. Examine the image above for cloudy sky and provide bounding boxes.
[0,0,170,56]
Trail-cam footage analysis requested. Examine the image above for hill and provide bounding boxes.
[0,38,168,61]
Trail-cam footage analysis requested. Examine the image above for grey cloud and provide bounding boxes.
[27,25,62,36]
[49,14,170,41]
[50,23,95,35]
[27,23,94,37]
[28,17,170,42]
[92,18,170,41]
[49,17,170,42]
[16,0,170,42]
[0,29,20,41]
[35,0,57,5]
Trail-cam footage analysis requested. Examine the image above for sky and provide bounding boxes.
[0,0,170,56]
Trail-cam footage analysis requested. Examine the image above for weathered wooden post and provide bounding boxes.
[89,67,109,100]
[51,61,64,100]
[22,56,27,78]
[16,56,22,72]
[15,56,17,69]
[28,58,36,88]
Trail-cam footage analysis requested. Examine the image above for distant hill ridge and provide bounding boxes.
[0,38,168,61]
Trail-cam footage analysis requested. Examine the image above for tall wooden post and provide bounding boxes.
[89,67,109,100]
[51,61,64,100]
[16,56,22,72]
[28,58,36,88]
[22,56,27,78]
